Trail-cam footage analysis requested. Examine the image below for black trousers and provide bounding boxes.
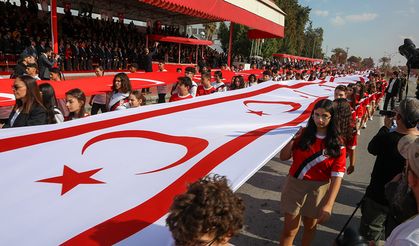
[383,93,396,110]
[157,93,166,103]
[91,103,108,115]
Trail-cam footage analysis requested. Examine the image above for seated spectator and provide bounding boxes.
[197,72,215,96]
[39,83,64,123]
[65,88,88,121]
[108,73,131,111]
[10,54,35,79]
[128,90,146,108]
[166,175,245,246]
[25,63,41,80]
[2,75,48,128]
[169,77,193,102]
[129,63,139,73]
[212,71,226,92]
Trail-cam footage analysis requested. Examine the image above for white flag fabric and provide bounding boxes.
[0,77,365,245]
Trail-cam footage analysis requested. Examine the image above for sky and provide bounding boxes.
[299,0,419,66]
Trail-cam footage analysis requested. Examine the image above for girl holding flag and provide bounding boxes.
[279,99,346,246]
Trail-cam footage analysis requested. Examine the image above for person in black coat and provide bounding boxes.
[38,47,59,80]
[2,75,47,128]
[141,42,158,93]
[383,71,401,110]
[10,54,35,79]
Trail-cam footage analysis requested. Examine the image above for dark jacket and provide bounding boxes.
[143,48,157,72]
[38,53,56,80]
[385,78,400,97]
[365,126,406,205]
[10,62,27,79]
[3,104,48,128]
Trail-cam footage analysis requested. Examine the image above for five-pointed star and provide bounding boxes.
[247,109,269,116]
[37,165,105,195]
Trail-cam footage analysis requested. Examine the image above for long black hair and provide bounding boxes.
[333,98,354,145]
[39,83,59,124]
[296,99,342,157]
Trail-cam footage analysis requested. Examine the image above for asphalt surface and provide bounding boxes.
[231,78,418,246]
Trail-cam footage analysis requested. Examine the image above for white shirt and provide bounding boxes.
[387,78,397,94]
[189,80,198,97]
[385,215,419,245]
[211,81,227,92]
[10,108,21,127]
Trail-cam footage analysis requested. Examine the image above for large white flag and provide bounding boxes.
[0,77,364,245]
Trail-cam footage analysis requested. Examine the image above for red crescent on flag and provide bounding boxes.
[0,82,315,153]
[62,96,327,245]
[243,100,301,112]
[81,130,208,174]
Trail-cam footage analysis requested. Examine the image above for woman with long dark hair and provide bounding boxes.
[65,88,88,121]
[39,83,64,124]
[50,67,69,117]
[334,98,356,174]
[107,73,132,111]
[3,75,47,128]
[279,99,346,246]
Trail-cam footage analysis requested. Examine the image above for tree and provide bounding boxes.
[218,0,325,59]
[361,57,375,69]
[302,22,324,58]
[347,56,362,69]
[218,22,251,58]
[379,57,391,68]
[330,48,347,65]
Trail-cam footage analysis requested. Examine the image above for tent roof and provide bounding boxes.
[273,54,323,63]
[147,34,213,45]
[67,0,285,38]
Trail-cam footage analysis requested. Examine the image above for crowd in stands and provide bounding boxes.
[0,0,227,71]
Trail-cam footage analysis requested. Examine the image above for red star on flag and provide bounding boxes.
[247,109,269,116]
[37,165,105,195]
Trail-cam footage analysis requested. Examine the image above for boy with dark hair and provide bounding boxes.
[334,85,348,99]
[184,67,198,97]
[169,77,193,102]
[197,72,216,96]
[166,175,245,246]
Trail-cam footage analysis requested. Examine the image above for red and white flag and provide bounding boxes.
[0,77,364,245]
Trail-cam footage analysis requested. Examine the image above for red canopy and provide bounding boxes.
[147,34,213,45]
[273,54,323,63]
[140,0,285,38]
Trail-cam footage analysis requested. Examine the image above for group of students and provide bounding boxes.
[163,74,388,245]
[0,66,147,128]
[276,71,390,245]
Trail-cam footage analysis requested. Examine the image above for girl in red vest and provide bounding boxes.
[279,99,346,246]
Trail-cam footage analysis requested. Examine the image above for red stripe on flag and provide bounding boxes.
[63,96,327,245]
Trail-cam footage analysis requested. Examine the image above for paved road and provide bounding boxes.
[231,78,417,246]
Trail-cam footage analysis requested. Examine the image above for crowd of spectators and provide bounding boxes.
[0,0,227,72]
